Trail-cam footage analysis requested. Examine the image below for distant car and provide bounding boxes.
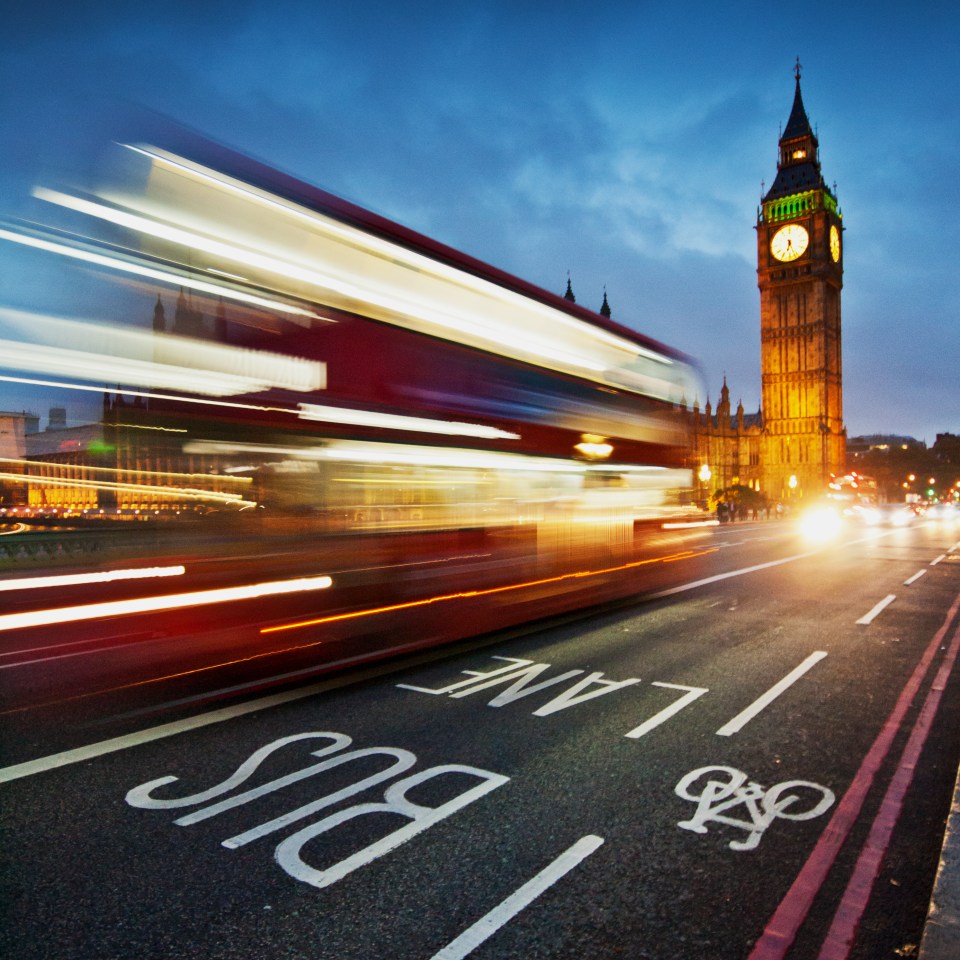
[845,503,916,527]
[925,501,959,522]
[874,504,917,527]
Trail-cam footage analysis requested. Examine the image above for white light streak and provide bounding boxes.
[307,441,587,473]
[0,306,325,396]
[0,565,185,593]
[0,225,320,319]
[0,471,255,508]
[0,336,264,397]
[127,145,652,357]
[0,374,287,415]
[40,166,685,392]
[0,574,333,632]
[297,403,519,440]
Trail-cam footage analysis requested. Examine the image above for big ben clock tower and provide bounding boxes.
[758,61,845,501]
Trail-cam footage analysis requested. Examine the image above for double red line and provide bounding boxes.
[749,590,960,959]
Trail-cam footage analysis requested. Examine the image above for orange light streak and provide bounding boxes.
[0,547,714,717]
[262,548,713,634]
[0,635,332,717]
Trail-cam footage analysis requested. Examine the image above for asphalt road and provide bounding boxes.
[2,516,959,959]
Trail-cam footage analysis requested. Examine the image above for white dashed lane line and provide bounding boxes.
[856,594,896,626]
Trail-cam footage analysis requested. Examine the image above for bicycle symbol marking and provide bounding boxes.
[674,765,835,851]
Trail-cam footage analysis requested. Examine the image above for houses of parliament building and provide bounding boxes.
[681,64,846,506]
[566,65,846,507]
[683,62,846,502]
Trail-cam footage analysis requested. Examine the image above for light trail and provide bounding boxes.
[0,574,332,633]
[0,565,185,593]
[0,547,710,714]
[261,548,712,634]
[0,633,333,717]
[0,223,322,320]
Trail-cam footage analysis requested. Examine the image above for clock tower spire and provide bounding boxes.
[757,63,845,502]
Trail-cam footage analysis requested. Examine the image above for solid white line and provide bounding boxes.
[0,676,354,784]
[931,554,946,566]
[648,549,820,598]
[429,835,604,960]
[645,530,894,602]
[716,651,828,737]
[904,570,927,586]
[856,594,897,625]
[0,634,515,783]
[0,531,891,781]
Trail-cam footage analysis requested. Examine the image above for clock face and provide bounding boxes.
[771,223,809,262]
[830,224,841,262]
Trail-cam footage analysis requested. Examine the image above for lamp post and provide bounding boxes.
[698,463,711,512]
[819,420,828,485]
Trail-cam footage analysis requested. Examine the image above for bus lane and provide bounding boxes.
[0,529,958,959]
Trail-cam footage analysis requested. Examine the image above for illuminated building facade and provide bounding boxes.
[689,64,846,506]
[757,62,845,500]
[682,381,763,505]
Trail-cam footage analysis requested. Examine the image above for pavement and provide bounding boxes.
[920,763,960,959]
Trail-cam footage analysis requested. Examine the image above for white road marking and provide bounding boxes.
[429,835,604,960]
[624,682,708,739]
[904,570,927,586]
[0,672,382,784]
[0,530,896,781]
[716,651,828,737]
[645,542,875,600]
[675,765,835,851]
[930,554,946,566]
[856,594,896,625]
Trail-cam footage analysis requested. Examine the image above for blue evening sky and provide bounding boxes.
[1,0,957,442]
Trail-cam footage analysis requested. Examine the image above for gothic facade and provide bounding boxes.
[687,64,846,507]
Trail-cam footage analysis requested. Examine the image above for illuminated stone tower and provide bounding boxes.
[757,62,845,501]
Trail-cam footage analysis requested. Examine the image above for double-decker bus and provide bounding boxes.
[0,133,706,698]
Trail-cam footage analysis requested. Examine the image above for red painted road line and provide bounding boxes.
[817,613,960,958]
[747,590,960,960]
